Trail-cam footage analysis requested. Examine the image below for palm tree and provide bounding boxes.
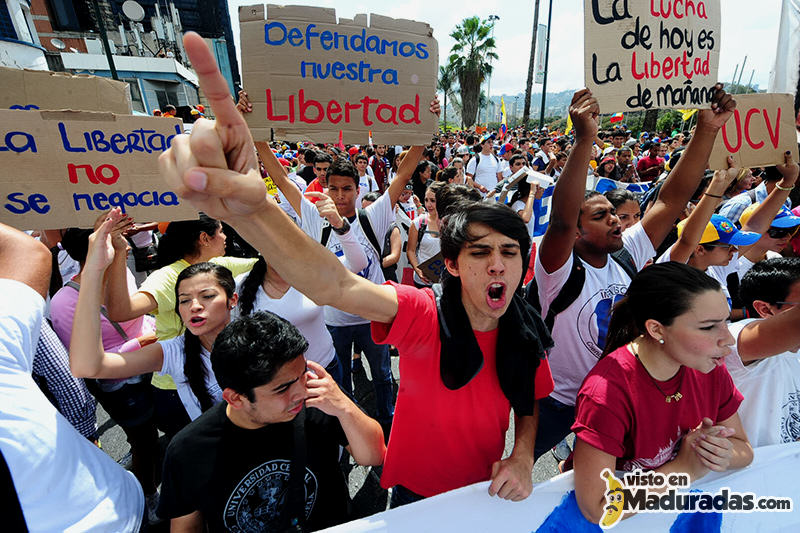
[448,16,498,129]
[438,65,457,131]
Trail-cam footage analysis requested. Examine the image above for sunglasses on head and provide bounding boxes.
[767,226,800,239]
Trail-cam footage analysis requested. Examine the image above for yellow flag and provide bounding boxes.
[679,109,698,122]
[565,114,573,135]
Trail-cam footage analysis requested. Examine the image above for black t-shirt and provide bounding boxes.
[299,166,316,185]
[158,402,350,532]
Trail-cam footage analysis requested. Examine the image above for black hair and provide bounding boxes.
[510,180,532,206]
[435,183,482,218]
[438,166,458,183]
[601,262,721,357]
[465,134,475,145]
[237,256,266,317]
[327,156,358,185]
[412,161,431,184]
[739,257,800,315]
[303,149,317,163]
[604,188,637,209]
[509,154,526,167]
[762,166,783,183]
[156,215,221,267]
[313,152,333,166]
[354,153,368,164]
[61,228,93,263]
[174,262,235,412]
[211,311,309,402]
[361,191,381,203]
[578,190,606,227]
[440,202,531,287]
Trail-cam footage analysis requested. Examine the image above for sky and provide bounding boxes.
[227,0,783,97]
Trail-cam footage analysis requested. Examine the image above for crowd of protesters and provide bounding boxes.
[3,32,800,532]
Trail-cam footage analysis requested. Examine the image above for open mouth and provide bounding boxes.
[189,316,207,327]
[486,283,506,310]
[610,226,622,238]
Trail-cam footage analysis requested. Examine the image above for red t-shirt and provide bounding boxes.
[305,178,323,203]
[372,283,554,497]
[572,344,743,472]
[636,155,665,182]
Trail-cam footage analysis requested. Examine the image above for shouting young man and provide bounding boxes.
[159,32,554,508]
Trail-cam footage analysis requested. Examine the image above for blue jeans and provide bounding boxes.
[327,323,394,425]
[533,396,576,461]
[390,485,425,508]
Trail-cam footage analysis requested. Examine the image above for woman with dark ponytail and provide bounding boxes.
[571,262,754,525]
[71,215,238,423]
[103,214,255,432]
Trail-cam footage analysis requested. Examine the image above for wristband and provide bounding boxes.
[331,219,351,235]
[774,182,795,191]
[703,192,723,198]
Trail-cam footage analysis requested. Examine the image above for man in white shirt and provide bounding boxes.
[532,86,737,460]
[0,223,144,531]
[466,135,502,195]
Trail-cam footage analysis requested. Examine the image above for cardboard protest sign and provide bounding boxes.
[239,4,438,144]
[584,0,720,112]
[418,252,445,283]
[708,93,799,170]
[0,67,132,114]
[0,110,197,229]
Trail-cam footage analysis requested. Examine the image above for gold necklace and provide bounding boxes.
[631,343,684,403]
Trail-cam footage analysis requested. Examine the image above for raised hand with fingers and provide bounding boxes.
[305,191,345,229]
[569,89,600,142]
[697,83,736,132]
[304,360,350,417]
[86,208,125,273]
[159,32,267,222]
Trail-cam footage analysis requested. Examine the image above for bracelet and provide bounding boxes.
[331,219,351,235]
[774,182,795,191]
[703,192,723,198]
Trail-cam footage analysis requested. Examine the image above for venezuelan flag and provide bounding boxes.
[609,112,624,123]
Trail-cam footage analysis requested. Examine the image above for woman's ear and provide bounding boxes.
[228,293,239,310]
[643,318,665,343]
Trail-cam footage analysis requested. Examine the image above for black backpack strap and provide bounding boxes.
[357,208,382,257]
[541,250,586,331]
[747,188,758,205]
[283,406,307,531]
[609,247,638,280]
[416,220,427,252]
[320,223,332,248]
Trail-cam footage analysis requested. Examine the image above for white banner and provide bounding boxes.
[768,0,800,96]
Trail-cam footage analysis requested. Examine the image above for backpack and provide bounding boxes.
[320,208,383,258]
[525,247,638,331]
[473,152,499,168]
[416,215,428,253]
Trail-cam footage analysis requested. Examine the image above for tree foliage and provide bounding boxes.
[448,16,498,129]
[438,65,457,130]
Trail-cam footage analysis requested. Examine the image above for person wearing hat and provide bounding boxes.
[657,154,798,315]
[465,133,502,195]
[736,204,800,277]
[596,155,617,178]
[718,161,795,224]
[499,143,516,178]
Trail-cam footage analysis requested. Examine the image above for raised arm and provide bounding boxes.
[254,140,303,218]
[159,33,398,324]
[538,89,599,273]
[668,163,737,263]
[641,84,736,249]
[70,211,164,379]
[738,304,800,362]
[740,153,799,236]
[0,223,51,298]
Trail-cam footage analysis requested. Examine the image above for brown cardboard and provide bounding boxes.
[584,0,720,112]
[0,110,197,229]
[239,4,438,144]
[418,252,445,283]
[0,66,132,114]
[708,94,799,170]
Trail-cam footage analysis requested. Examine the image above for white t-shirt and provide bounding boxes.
[0,279,143,531]
[301,192,394,326]
[411,214,441,286]
[233,276,336,368]
[725,318,800,447]
[466,152,501,193]
[511,199,536,238]
[534,222,656,405]
[356,173,379,206]
[737,251,781,279]
[159,335,222,420]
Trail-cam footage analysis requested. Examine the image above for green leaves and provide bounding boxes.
[447,16,498,128]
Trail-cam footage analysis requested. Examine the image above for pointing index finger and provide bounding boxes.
[183,32,245,129]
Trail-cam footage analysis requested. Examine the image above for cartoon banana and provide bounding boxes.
[600,468,625,529]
